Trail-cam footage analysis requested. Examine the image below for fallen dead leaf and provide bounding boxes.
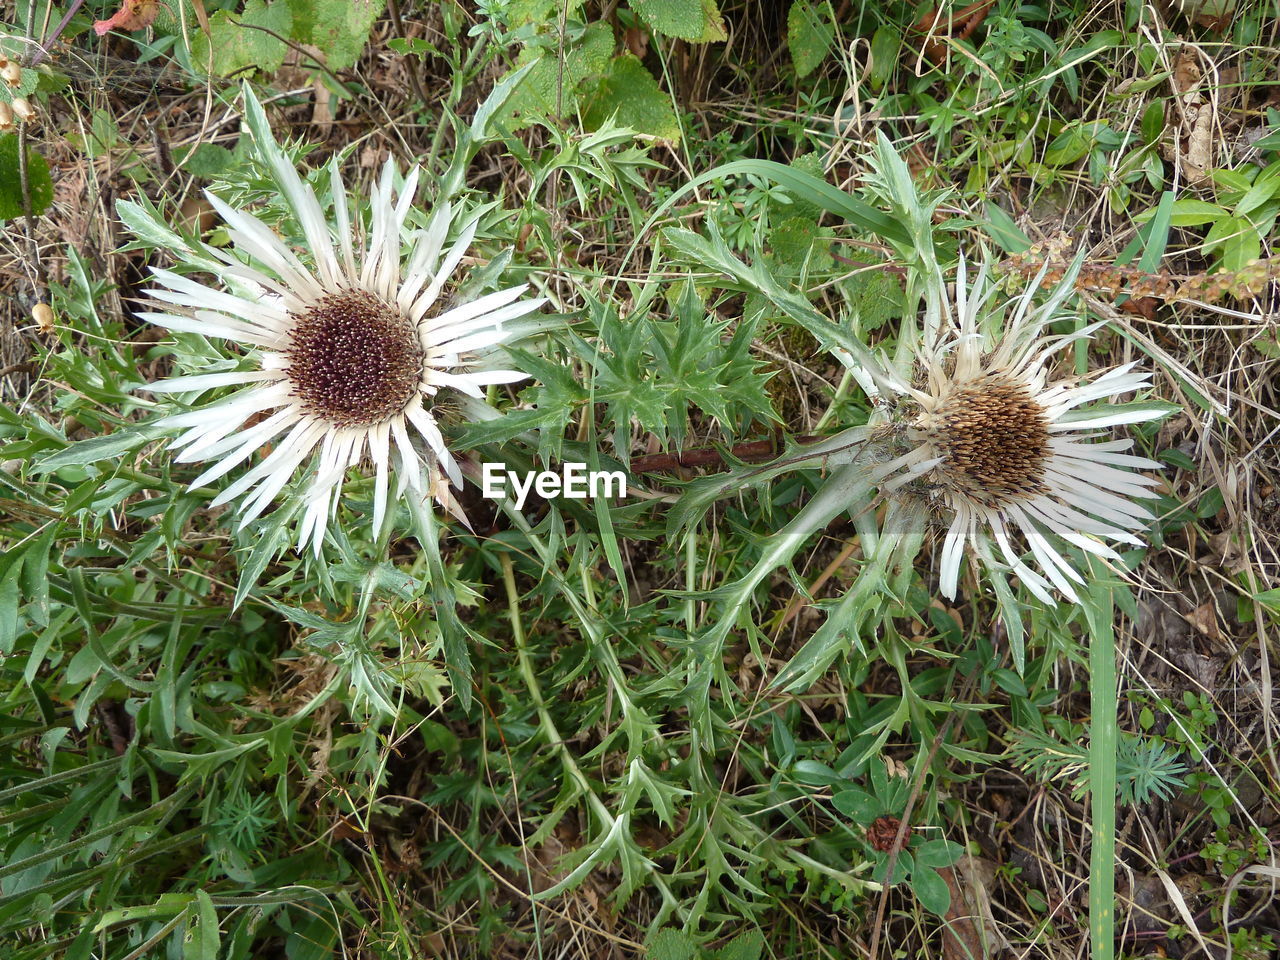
[940,855,1009,960]
[1183,599,1223,643]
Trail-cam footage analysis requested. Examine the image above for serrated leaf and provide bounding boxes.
[190,1,293,77]
[716,930,764,960]
[284,0,381,71]
[499,21,615,127]
[787,0,833,78]
[632,0,726,42]
[0,134,52,220]
[646,928,697,960]
[34,421,171,471]
[582,55,680,144]
[769,215,830,271]
[177,143,235,179]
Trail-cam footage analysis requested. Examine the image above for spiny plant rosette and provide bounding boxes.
[857,257,1167,603]
[131,89,545,554]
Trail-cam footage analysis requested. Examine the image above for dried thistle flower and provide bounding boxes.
[850,257,1166,603]
[132,89,544,555]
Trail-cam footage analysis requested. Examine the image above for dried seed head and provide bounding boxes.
[866,816,911,853]
[1,61,21,86]
[921,375,1050,508]
[32,303,54,335]
[285,289,424,429]
[0,102,11,130]
[10,97,34,122]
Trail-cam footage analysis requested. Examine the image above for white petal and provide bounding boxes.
[422,369,486,398]
[429,326,513,357]
[1028,495,1143,542]
[403,403,450,465]
[263,151,338,289]
[206,192,322,299]
[990,519,1056,603]
[136,310,281,348]
[420,285,529,336]
[146,370,279,394]
[1051,407,1167,430]
[186,408,301,485]
[329,162,357,280]
[445,369,530,387]
[396,202,453,312]
[405,404,463,488]
[390,416,423,496]
[424,298,547,351]
[148,268,289,334]
[938,510,969,599]
[409,217,479,324]
[1049,438,1162,470]
[369,420,391,533]
[209,419,323,508]
[1052,480,1153,528]
[155,383,290,431]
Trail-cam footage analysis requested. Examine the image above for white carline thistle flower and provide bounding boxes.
[847,257,1167,604]
[136,90,546,555]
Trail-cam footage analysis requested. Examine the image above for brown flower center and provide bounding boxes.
[924,376,1050,508]
[285,290,424,428]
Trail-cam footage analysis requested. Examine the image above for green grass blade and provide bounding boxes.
[1082,569,1117,960]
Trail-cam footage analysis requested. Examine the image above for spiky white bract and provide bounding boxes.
[848,258,1166,603]
[138,92,545,555]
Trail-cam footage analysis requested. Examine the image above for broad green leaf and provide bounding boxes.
[0,133,52,220]
[177,143,236,179]
[913,838,963,869]
[868,25,900,91]
[1141,100,1165,143]
[1133,198,1224,227]
[1043,127,1092,166]
[769,215,829,271]
[832,787,881,823]
[787,0,833,78]
[94,893,192,933]
[183,889,220,960]
[1204,214,1261,271]
[189,1,293,77]
[911,866,951,915]
[504,0,585,25]
[582,55,680,144]
[716,931,765,960]
[285,0,382,71]
[471,59,539,141]
[35,421,172,471]
[982,200,1031,253]
[632,0,726,42]
[0,552,21,654]
[500,22,614,127]
[1234,159,1280,217]
[646,928,697,960]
